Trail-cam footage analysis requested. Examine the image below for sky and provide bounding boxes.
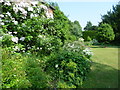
[48,0,119,29]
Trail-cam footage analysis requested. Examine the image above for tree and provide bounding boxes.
[101,2,120,43]
[84,21,92,31]
[97,23,115,43]
[90,25,98,31]
[69,20,82,39]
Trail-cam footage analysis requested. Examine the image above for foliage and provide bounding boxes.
[82,30,97,41]
[97,23,115,43]
[86,36,92,41]
[69,20,82,39]
[91,39,99,45]
[0,1,72,55]
[101,2,120,43]
[84,21,92,31]
[45,40,92,88]
[1,1,93,88]
[2,48,51,88]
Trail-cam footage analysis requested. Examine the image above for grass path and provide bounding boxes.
[82,45,119,88]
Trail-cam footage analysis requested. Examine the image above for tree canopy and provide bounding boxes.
[101,2,120,43]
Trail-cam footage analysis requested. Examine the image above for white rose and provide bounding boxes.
[6,12,11,16]
[13,32,17,34]
[11,37,18,43]
[0,22,4,25]
[8,32,12,34]
[55,64,58,68]
[20,37,25,41]
[13,20,18,25]
[28,7,33,11]
[0,14,4,17]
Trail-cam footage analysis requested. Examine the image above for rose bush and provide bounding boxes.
[1,0,93,88]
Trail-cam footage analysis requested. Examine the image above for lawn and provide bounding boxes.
[82,45,119,88]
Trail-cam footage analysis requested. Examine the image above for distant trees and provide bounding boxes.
[84,21,98,31]
[101,2,120,43]
[69,20,82,39]
[97,23,115,43]
[84,21,92,31]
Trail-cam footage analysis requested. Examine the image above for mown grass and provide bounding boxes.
[82,45,119,88]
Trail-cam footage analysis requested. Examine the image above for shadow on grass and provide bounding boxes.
[82,62,118,88]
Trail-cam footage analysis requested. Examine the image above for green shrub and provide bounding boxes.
[86,36,92,41]
[2,49,31,88]
[82,30,97,41]
[97,23,115,43]
[1,1,93,88]
[45,50,91,88]
[2,49,51,88]
[45,40,92,88]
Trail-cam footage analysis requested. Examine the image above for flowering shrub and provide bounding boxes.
[45,39,92,88]
[45,49,92,88]
[83,48,93,59]
[0,1,66,55]
[63,38,85,53]
[1,0,93,88]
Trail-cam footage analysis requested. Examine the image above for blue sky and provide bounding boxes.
[48,0,119,29]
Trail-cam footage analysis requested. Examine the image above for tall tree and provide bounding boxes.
[97,23,115,43]
[101,2,120,43]
[84,21,92,31]
[69,20,82,39]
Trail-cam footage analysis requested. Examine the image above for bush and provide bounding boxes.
[82,30,97,41]
[45,40,92,88]
[1,1,93,88]
[97,23,115,43]
[86,36,92,41]
[2,48,51,88]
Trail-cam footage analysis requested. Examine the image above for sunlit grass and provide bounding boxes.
[82,45,119,88]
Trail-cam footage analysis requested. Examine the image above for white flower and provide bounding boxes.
[0,22,4,25]
[30,13,34,18]
[6,12,11,16]
[22,50,25,52]
[38,35,43,38]
[8,32,12,34]
[83,48,93,56]
[0,36,3,40]
[37,47,39,50]
[55,64,58,68]
[22,11,27,16]
[28,47,31,49]
[4,1,11,6]
[13,32,17,34]
[30,1,38,6]
[13,20,18,25]
[19,2,26,7]
[18,7,27,16]
[40,5,48,10]
[14,46,20,51]
[20,37,25,41]
[79,38,84,42]
[11,37,18,43]
[28,7,33,11]
[13,6,19,13]
[40,47,42,50]
[14,32,17,34]
[11,18,15,21]
[0,14,4,17]
[34,14,38,17]
[0,0,3,3]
